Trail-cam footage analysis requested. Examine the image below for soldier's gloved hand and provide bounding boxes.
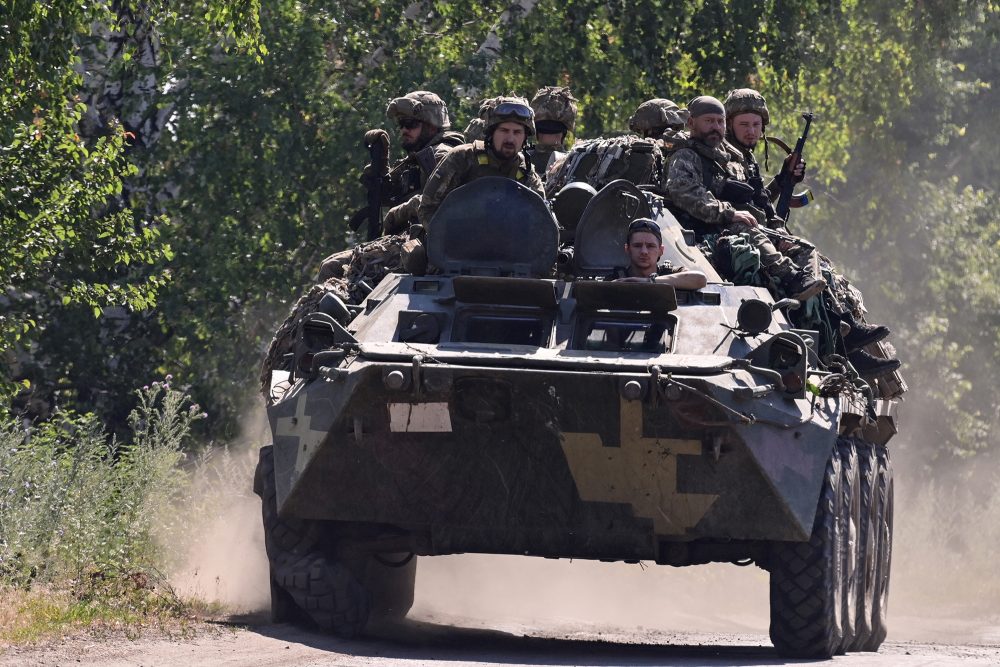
[364,129,390,149]
[382,203,411,235]
[783,154,807,183]
[360,163,375,189]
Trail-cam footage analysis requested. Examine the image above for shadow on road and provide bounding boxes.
[220,613,814,666]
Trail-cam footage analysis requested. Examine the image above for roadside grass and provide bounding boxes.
[0,382,231,645]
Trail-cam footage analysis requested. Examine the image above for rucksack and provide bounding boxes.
[545,135,661,197]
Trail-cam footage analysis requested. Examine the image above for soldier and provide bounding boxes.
[464,96,500,143]
[318,91,463,281]
[527,86,578,176]
[724,88,898,377]
[628,98,689,140]
[379,91,466,234]
[609,218,708,289]
[418,96,544,227]
[664,95,825,301]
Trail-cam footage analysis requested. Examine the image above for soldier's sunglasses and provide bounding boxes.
[493,102,533,119]
[627,219,662,241]
[398,118,422,129]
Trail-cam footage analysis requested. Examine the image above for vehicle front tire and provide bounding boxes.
[254,445,372,637]
[768,442,845,658]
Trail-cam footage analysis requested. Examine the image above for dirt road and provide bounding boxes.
[4,555,998,666]
[3,611,999,667]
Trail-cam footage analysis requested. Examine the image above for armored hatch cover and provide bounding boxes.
[426,177,558,277]
[572,179,651,278]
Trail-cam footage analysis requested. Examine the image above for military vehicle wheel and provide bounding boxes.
[768,443,845,658]
[837,439,862,653]
[863,444,893,651]
[849,441,880,650]
[361,553,417,620]
[254,445,371,637]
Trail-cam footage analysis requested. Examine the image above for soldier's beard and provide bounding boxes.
[402,137,428,152]
[496,142,520,159]
[702,131,724,147]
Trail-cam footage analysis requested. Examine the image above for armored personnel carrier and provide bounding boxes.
[254,177,898,658]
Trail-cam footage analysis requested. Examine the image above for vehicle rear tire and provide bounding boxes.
[254,445,371,637]
[768,442,845,658]
[863,444,893,651]
[849,440,879,650]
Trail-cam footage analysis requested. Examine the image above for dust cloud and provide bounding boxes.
[165,401,270,613]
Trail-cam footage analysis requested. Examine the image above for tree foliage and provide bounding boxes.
[4,0,999,469]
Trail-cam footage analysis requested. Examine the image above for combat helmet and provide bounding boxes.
[386,91,451,130]
[485,95,535,136]
[628,98,689,136]
[530,86,578,134]
[724,88,770,126]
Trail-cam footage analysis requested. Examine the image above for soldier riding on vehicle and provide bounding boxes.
[664,95,826,301]
[418,95,544,226]
[526,86,578,177]
[318,91,463,281]
[723,88,899,379]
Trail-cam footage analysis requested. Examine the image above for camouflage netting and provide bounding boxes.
[259,234,409,401]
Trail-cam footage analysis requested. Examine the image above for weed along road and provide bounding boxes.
[2,613,999,666]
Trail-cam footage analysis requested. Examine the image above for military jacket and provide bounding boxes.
[418,141,544,226]
[382,130,465,222]
[665,139,748,227]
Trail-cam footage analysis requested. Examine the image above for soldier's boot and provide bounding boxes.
[847,349,901,379]
[840,312,890,352]
[752,234,826,302]
[770,263,827,302]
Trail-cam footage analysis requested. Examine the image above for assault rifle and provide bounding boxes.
[348,130,390,241]
[775,112,814,221]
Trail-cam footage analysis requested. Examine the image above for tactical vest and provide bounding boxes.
[663,141,738,238]
[469,140,534,184]
[385,131,465,206]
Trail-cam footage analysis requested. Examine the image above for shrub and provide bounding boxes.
[0,382,204,589]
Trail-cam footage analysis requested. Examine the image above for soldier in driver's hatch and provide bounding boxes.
[378,91,466,234]
[664,95,826,302]
[417,96,544,227]
[526,86,578,177]
[608,218,708,290]
[723,88,898,378]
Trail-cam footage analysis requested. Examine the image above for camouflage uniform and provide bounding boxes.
[419,96,544,227]
[380,91,465,233]
[417,141,544,226]
[665,136,805,285]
